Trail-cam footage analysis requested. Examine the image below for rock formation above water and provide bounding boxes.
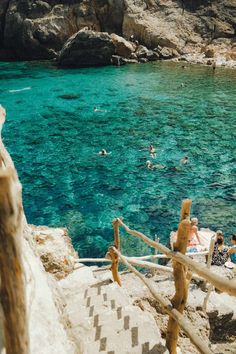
[59,29,115,67]
[0,0,236,66]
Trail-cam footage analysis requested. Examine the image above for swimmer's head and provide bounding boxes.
[146,160,151,166]
[191,217,198,225]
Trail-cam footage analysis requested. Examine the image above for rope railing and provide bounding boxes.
[112,247,213,354]
[113,217,236,296]
[76,200,235,353]
[103,199,235,354]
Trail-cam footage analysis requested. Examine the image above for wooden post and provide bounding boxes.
[0,168,29,354]
[166,199,192,354]
[112,218,120,251]
[206,236,215,269]
[116,218,236,296]
[108,247,122,286]
[0,105,29,354]
[108,219,122,286]
[152,235,159,276]
[113,247,213,354]
[203,236,215,312]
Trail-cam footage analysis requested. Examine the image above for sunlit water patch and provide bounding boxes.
[0,61,236,257]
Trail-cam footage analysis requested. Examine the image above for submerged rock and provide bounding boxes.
[59,29,115,68]
[58,93,81,100]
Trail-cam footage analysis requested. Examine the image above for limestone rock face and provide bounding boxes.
[0,0,235,63]
[59,29,115,67]
[0,0,125,60]
[3,0,78,59]
[123,0,236,61]
[111,33,134,58]
[204,46,215,58]
[93,0,125,34]
[0,0,10,47]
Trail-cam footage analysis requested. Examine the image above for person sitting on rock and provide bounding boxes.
[98,149,111,156]
[211,235,229,266]
[189,218,202,246]
[215,229,224,240]
[228,234,236,264]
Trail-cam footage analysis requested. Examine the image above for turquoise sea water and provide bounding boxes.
[0,61,236,258]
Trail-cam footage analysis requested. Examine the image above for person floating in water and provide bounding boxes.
[180,156,189,165]
[149,145,156,158]
[146,160,165,170]
[139,144,157,158]
[94,107,107,113]
[98,149,111,156]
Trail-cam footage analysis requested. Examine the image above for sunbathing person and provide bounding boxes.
[189,217,202,246]
[211,235,229,266]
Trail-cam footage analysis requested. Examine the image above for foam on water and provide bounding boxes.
[0,61,236,257]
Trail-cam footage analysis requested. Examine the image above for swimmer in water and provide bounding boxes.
[94,107,107,113]
[180,156,189,165]
[98,149,111,156]
[146,160,165,170]
[139,144,157,158]
[149,145,156,158]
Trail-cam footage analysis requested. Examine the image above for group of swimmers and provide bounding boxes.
[98,144,189,170]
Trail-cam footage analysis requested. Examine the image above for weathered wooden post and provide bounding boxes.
[0,106,29,354]
[107,218,121,286]
[112,218,120,251]
[166,199,192,354]
[152,235,159,276]
[203,236,216,312]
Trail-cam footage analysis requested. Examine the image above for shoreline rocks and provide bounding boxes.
[0,1,235,68]
[59,29,115,68]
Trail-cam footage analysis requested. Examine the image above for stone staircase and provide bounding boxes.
[59,265,167,354]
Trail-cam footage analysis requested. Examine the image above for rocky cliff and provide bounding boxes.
[0,0,235,64]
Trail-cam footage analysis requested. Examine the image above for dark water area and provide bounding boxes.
[0,61,236,258]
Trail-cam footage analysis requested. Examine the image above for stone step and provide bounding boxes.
[59,265,167,354]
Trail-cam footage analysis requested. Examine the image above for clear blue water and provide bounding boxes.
[0,61,236,258]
